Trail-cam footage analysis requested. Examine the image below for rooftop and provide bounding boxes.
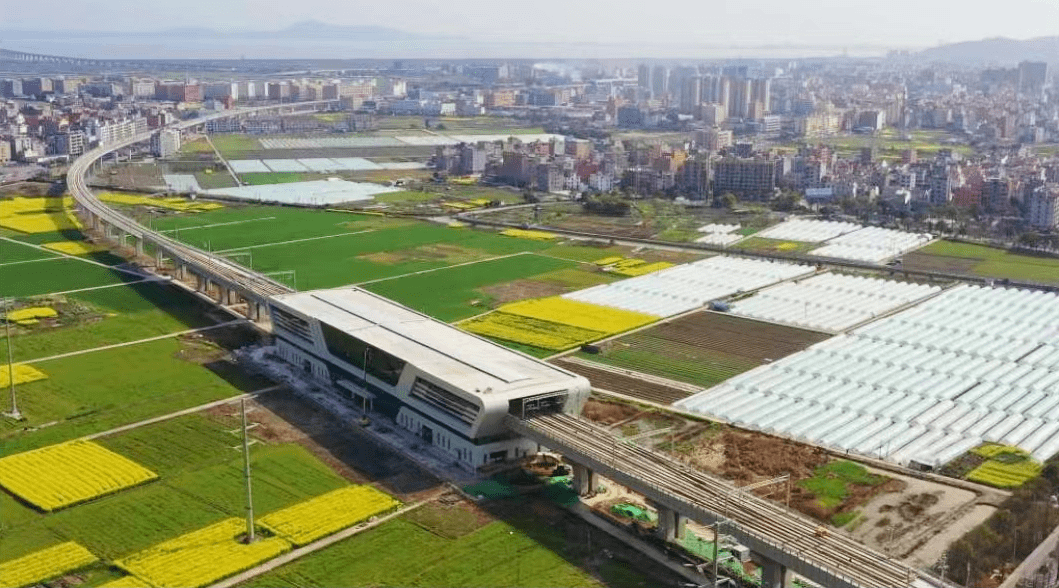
[271,287,582,398]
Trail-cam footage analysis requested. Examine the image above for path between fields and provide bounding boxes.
[27,320,248,364]
[0,255,63,268]
[213,228,376,254]
[207,496,438,588]
[0,236,149,279]
[354,250,531,286]
[156,216,277,234]
[82,384,284,440]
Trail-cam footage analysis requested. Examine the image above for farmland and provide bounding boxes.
[0,335,271,454]
[240,507,661,588]
[903,239,1059,285]
[574,311,831,394]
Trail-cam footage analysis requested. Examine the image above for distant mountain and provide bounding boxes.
[917,36,1059,66]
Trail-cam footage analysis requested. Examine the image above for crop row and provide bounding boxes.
[499,297,656,333]
[463,312,606,350]
[259,485,400,546]
[0,542,97,588]
[966,459,1042,488]
[0,440,158,511]
[116,518,291,588]
[499,228,558,241]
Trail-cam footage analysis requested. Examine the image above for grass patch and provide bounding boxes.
[241,517,619,588]
[0,259,133,297]
[800,460,887,511]
[906,240,1059,285]
[0,281,217,362]
[365,254,574,322]
[0,337,266,453]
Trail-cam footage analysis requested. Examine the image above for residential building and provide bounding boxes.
[151,129,181,157]
[712,158,778,199]
[1026,185,1059,229]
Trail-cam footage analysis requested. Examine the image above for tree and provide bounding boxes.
[721,193,738,209]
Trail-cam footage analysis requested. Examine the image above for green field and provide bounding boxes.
[364,253,574,322]
[0,337,269,453]
[210,134,262,154]
[0,282,217,363]
[578,342,755,388]
[240,516,648,588]
[735,237,817,255]
[0,239,59,263]
[239,172,317,185]
[0,258,136,297]
[905,240,1059,285]
[781,129,974,158]
[0,414,348,564]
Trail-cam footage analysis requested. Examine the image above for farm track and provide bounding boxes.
[514,412,915,588]
[552,358,695,405]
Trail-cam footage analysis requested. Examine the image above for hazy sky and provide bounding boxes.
[3,0,1059,49]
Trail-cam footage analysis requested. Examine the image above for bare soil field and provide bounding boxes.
[555,358,697,404]
[577,312,831,390]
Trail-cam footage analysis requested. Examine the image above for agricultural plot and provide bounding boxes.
[260,485,400,546]
[0,337,266,453]
[903,240,1059,286]
[678,285,1059,467]
[0,258,134,297]
[0,281,217,363]
[116,518,291,588]
[552,358,698,404]
[731,272,941,332]
[461,297,656,351]
[963,444,1042,488]
[0,541,97,588]
[0,363,47,387]
[241,516,643,588]
[577,312,829,392]
[564,255,814,317]
[363,253,574,321]
[0,237,59,263]
[0,440,157,511]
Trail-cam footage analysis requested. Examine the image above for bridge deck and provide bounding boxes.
[507,412,919,588]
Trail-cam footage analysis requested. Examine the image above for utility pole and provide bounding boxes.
[3,297,21,420]
[230,399,258,543]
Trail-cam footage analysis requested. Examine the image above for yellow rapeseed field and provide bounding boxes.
[260,486,400,546]
[612,261,674,277]
[462,312,606,350]
[499,228,558,241]
[0,197,72,218]
[0,211,83,234]
[498,297,657,333]
[41,241,108,256]
[97,192,223,212]
[4,306,58,323]
[0,364,48,388]
[0,542,97,588]
[0,440,158,511]
[592,256,624,266]
[116,518,291,588]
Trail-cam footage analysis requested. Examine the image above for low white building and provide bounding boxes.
[268,287,591,468]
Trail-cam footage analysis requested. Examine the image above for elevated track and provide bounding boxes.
[508,412,930,588]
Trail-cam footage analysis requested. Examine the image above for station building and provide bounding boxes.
[268,287,591,468]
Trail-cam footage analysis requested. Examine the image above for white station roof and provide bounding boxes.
[271,287,582,398]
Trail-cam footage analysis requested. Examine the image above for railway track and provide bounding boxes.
[513,412,920,588]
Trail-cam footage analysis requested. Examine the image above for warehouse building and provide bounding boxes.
[268,287,591,468]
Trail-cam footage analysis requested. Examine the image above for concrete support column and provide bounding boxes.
[177,264,188,282]
[760,557,790,588]
[652,504,686,542]
[135,236,144,257]
[571,463,598,497]
[155,247,164,267]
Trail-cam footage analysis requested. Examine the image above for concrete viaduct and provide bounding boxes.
[66,100,339,323]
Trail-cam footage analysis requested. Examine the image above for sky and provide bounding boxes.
[1,0,1058,51]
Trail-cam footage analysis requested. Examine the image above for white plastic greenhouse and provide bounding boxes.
[695,233,744,246]
[755,218,861,242]
[675,284,1059,467]
[730,273,941,332]
[562,256,814,317]
[808,227,933,263]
